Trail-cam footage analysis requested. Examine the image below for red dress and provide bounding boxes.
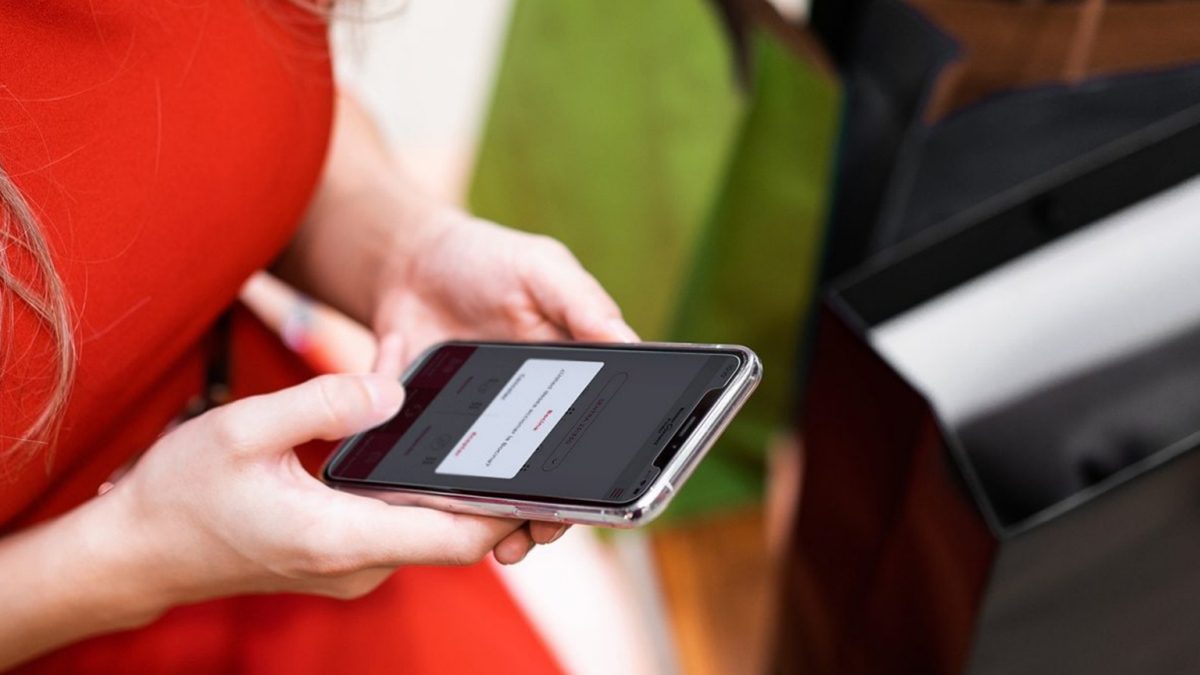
[0,3,561,673]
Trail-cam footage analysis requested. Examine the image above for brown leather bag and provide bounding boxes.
[911,0,1200,119]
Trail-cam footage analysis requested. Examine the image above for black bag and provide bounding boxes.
[780,104,1200,674]
[812,0,1200,281]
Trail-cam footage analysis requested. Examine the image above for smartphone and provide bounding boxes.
[322,341,760,527]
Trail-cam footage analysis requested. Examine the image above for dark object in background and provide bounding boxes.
[780,106,1200,674]
[812,0,959,280]
[775,2,1200,672]
[810,0,1200,281]
[872,63,1200,254]
[962,322,1200,526]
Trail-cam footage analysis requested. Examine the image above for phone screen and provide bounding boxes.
[325,343,742,505]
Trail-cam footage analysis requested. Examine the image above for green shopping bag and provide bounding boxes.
[470,0,840,520]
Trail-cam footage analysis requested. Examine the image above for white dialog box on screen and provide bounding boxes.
[436,359,604,479]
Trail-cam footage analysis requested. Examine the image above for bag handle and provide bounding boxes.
[834,104,1200,327]
[709,0,835,86]
[1064,0,1107,82]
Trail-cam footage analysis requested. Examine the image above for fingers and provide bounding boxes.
[204,374,405,454]
[323,494,573,569]
[517,321,571,343]
[529,521,569,545]
[524,239,640,343]
[239,272,377,374]
[493,525,536,565]
[493,522,568,565]
[373,332,406,378]
[333,498,526,567]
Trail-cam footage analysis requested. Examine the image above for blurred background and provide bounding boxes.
[244,0,1200,673]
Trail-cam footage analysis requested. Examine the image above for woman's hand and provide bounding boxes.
[0,373,533,668]
[371,213,639,374]
[274,94,638,557]
[108,373,529,605]
[277,93,638,368]
[369,213,637,553]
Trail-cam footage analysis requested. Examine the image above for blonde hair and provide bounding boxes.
[0,163,76,469]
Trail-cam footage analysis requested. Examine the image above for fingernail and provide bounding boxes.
[361,374,405,416]
[607,318,640,343]
[496,544,531,565]
[545,525,567,544]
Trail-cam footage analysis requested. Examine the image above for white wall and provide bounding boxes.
[332,0,515,202]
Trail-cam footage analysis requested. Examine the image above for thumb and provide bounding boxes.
[204,374,405,454]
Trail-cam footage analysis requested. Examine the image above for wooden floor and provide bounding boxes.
[650,507,782,675]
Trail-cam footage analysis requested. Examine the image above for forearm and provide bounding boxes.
[0,493,167,669]
[274,93,453,327]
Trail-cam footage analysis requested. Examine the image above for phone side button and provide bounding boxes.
[477,503,519,517]
[513,506,552,520]
[551,509,593,523]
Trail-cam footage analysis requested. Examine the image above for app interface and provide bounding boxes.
[330,345,740,503]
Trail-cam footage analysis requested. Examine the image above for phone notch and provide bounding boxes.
[653,387,725,470]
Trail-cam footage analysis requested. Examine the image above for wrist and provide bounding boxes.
[373,203,470,322]
[276,91,468,326]
[277,166,461,328]
[67,490,177,630]
[0,491,179,668]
